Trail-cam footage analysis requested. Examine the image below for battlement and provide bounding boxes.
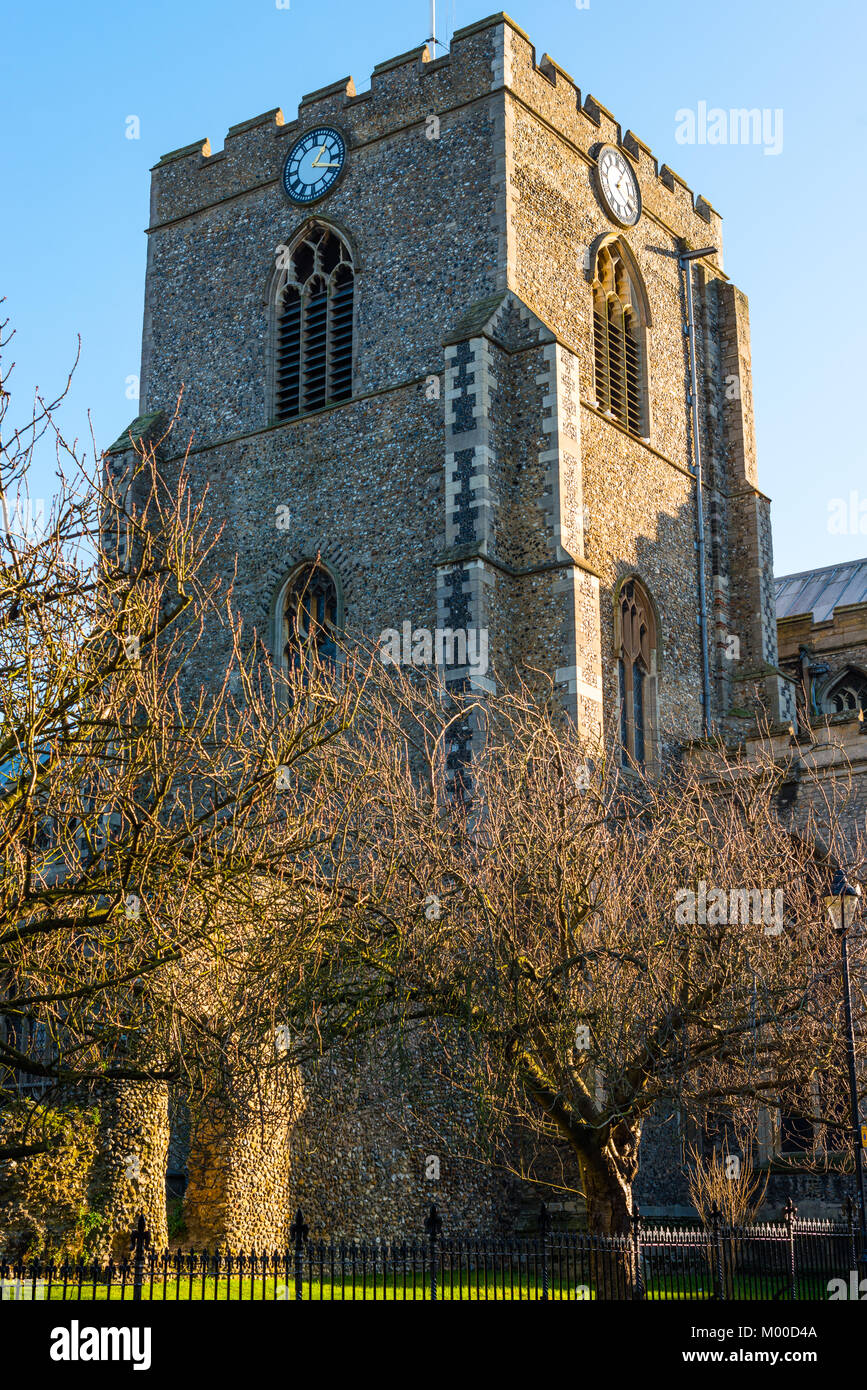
[148,18,500,227]
[148,11,722,252]
[498,17,723,251]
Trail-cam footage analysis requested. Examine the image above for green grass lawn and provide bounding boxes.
[28,1277,584,1301]
[4,1271,832,1301]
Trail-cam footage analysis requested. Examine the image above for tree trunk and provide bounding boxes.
[579,1150,633,1236]
[575,1142,638,1300]
[516,1058,640,1295]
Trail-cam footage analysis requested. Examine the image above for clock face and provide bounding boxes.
[282,126,347,205]
[596,145,641,227]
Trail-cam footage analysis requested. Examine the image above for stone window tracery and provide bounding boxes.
[592,243,648,438]
[281,564,339,674]
[274,224,353,421]
[822,669,867,716]
[617,578,657,768]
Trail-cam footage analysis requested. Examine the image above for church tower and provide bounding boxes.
[115,12,798,1240]
[135,11,794,769]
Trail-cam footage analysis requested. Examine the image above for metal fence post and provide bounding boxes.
[631,1205,645,1300]
[784,1198,797,1301]
[424,1205,442,1301]
[130,1213,149,1304]
[539,1202,550,1301]
[289,1209,308,1301]
[710,1204,725,1300]
[845,1195,857,1274]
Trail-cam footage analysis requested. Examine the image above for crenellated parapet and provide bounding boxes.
[148,12,723,257]
[498,17,724,257]
[148,19,502,229]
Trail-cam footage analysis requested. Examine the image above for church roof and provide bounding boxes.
[775,557,867,622]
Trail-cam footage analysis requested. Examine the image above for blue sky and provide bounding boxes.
[1,0,864,576]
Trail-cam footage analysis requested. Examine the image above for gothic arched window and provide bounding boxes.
[281,564,339,674]
[592,242,648,438]
[617,578,657,768]
[274,224,354,421]
[823,669,867,716]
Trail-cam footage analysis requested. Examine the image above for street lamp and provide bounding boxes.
[824,869,866,1271]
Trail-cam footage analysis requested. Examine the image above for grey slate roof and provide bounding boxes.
[774,557,867,622]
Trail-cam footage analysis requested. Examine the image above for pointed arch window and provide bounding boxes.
[592,243,647,438]
[823,669,867,716]
[617,578,657,768]
[274,224,354,421]
[281,564,339,675]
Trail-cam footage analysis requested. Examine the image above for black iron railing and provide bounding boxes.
[0,1199,859,1301]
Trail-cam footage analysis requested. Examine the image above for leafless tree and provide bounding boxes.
[0,315,372,1163]
[254,658,865,1242]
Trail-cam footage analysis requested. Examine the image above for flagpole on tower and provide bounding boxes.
[428,0,444,54]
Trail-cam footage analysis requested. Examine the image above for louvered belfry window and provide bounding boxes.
[592,244,646,437]
[618,578,656,768]
[274,224,354,421]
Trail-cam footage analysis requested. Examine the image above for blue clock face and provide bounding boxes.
[282,127,347,204]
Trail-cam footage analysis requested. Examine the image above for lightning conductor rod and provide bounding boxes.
[680,245,718,740]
